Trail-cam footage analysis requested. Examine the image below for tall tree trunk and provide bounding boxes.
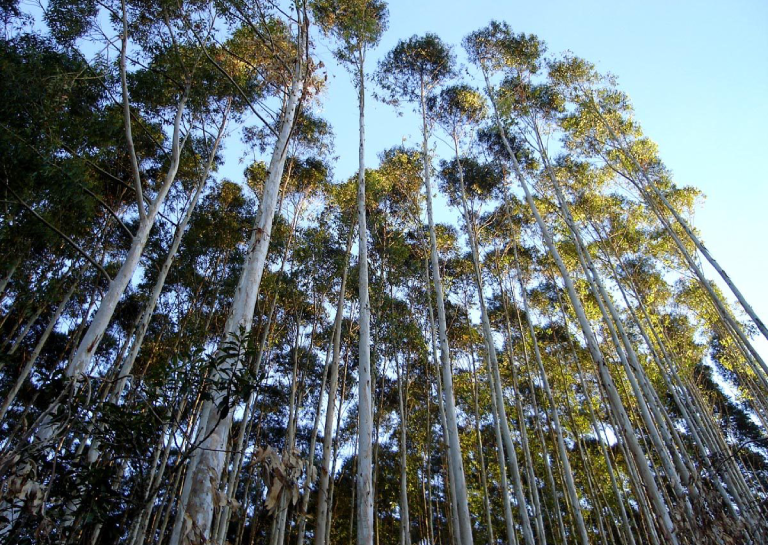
[396,351,412,545]
[480,63,680,545]
[469,353,495,545]
[214,171,309,545]
[529,119,702,530]
[169,25,307,542]
[419,83,474,545]
[355,53,374,545]
[6,304,44,355]
[111,106,229,401]
[60,85,190,383]
[326,339,354,545]
[270,317,305,545]
[422,255,460,545]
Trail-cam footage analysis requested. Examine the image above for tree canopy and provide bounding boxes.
[0,4,765,545]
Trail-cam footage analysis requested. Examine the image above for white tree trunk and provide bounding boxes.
[171,39,306,543]
[356,60,375,545]
[396,351,411,545]
[34,89,189,443]
[422,257,461,545]
[111,107,229,401]
[419,89,474,545]
[593,105,768,343]
[314,224,354,545]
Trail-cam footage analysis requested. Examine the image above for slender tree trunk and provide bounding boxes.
[485,348,518,545]
[214,175,309,545]
[0,255,20,302]
[0,273,80,420]
[530,119,703,529]
[314,223,354,545]
[419,84,473,545]
[490,259,569,545]
[422,256,460,545]
[355,52,375,545]
[112,106,229,401]
[6,304,43,355]
[422,361,436,545]
[326,341,353,545]
[396,351,412,545]
[480,64,680,545]
[469,353,495,545]
[510,243,590,545]
[60,86,190,383]
[270,318,305,545]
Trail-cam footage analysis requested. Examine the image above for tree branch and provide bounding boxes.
[4,183,112,282]
[120,0,146,223]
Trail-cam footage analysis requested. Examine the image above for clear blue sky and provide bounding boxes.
[305,0,768,355]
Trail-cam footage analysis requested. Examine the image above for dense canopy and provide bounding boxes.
[0,2,765,545]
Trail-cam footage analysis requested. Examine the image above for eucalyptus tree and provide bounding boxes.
[464,22,686,545]
[107,108,230,406]
[549,57,768,347]
[0,4,236,536]
[118,180,254,545]
[2,5,766,544]
[211,120,335,545]
[494,36,694,542]
[169,2,314,542]
[311,2,389,543]
[0,31,133,419]
[572,157,768,539]
[34,0,216,416]
[537,54,765,541]
[376,35,478,545]
[547,57,768,395]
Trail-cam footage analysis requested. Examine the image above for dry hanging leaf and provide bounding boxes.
[264,480,283,513]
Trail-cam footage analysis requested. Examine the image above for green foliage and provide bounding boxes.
[376,33,455,105]
[44,0,98,45]
[429,84,487,134]
[438,156,502,207]
[463,20,544,75]
[312,0,389,70]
